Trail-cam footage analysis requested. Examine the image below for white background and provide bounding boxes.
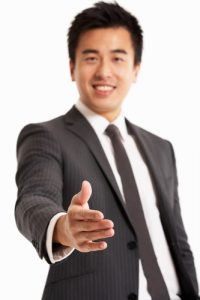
[0,0,199,299]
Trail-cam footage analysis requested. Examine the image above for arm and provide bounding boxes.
[15,124,114,263]
[15,123,65,262]
[169,142,199,296]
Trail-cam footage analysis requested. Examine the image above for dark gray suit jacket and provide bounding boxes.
[15,106,199,300]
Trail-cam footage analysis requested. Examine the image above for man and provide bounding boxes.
[15,2,199,300]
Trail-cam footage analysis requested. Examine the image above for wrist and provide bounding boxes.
[53,215,69,245]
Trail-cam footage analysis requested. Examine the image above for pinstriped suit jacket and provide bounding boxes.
[15,106,199,300]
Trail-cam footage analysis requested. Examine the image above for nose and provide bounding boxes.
[95,59,112,79]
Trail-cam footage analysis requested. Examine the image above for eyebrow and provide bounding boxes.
[112,49,128,55]
[81,49,128,55]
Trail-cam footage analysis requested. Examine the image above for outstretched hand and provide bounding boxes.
[53,181,114,252]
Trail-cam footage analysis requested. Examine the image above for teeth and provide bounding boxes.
[94,85,114,91]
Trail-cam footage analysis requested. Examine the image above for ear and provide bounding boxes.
[132,64,140,83]
[70,60,75,81]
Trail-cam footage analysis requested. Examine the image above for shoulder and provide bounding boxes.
[19,113,65,135]
[126,119,170,145]
[16,114,68,159]
[17,105,82,143]
[17,113,66,142]
[126,119,175,161]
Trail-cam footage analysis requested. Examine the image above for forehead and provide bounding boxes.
[76,27,134,54]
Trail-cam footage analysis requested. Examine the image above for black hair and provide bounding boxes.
[67,1,143,66]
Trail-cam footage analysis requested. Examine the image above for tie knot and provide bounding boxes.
[105,124,122,140]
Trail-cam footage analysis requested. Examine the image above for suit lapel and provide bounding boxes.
[126,120,169,200]
[126,120,178,244]
[64,106,125,207]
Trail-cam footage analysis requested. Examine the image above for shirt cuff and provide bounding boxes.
[46,212,75,264]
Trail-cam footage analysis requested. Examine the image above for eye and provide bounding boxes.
[85,56,98,63]
[113,57,124,62]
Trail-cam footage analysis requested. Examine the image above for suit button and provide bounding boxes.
[128,293,137,300]
[127,241,137,250]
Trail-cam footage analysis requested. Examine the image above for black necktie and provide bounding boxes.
[105,124,170,300]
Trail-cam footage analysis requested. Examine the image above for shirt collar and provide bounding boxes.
[112,112,127,141]
[75,100,127,140]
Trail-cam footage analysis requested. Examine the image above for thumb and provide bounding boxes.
[72,180,92,206]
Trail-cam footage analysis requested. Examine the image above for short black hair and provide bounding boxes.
[67,1,143,66]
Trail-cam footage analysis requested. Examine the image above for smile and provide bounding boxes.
[93,85,116,91]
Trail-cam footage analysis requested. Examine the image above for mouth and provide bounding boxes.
[93,85,116,91]
[92,84,116,96]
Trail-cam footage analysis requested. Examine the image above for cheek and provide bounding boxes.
[116,65,134,80]
[76,73,93,95]
[120,74,134,88]
[78,69,95,86]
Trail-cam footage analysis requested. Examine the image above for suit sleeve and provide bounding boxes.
[15,123,66,263]
[169,142,199,296]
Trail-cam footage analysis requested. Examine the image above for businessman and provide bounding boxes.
[15,2,199,300]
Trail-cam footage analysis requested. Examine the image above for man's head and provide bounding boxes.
[67,2,143,121]
[68,1,143,66]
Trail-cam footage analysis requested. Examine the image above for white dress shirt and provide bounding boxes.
[46,100,180,300]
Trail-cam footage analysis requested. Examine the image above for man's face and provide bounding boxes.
[70,27,140,121]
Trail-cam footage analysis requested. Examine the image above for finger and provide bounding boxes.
[71,208,104,221]
[79,241,108,252]
[76,219,114,232]
[72,181,92,206]
[76,228,115,243]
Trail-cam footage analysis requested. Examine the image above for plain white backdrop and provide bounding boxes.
[0,0,199,299]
